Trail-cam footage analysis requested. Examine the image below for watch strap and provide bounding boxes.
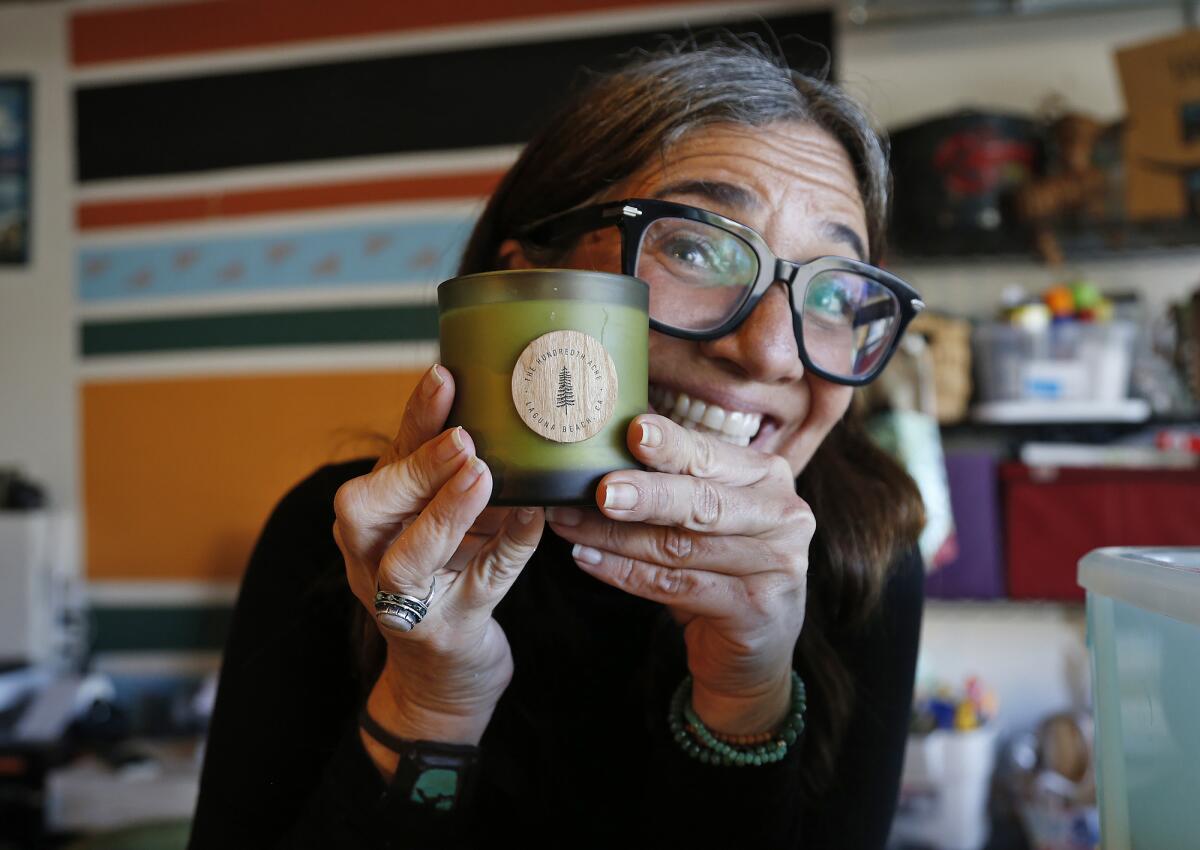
[359,707,481,814]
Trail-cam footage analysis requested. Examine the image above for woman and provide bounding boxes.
[190,40,926,849]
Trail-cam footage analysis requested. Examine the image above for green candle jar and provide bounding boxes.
[438,269,649,506]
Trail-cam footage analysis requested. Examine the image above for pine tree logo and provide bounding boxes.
[512,330,618,445]
[555,365,576,409]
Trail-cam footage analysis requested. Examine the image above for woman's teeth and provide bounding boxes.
[648,385,763,447]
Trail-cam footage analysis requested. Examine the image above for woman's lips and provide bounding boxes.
[750,417,779,451]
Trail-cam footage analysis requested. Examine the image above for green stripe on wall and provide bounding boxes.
[81,304,438,356]
[91,605,233,652]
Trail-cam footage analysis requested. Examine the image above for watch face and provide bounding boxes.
[409,766,459,812]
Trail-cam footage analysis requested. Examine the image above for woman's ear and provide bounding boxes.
[498,239,537,270]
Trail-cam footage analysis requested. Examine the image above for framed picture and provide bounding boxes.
[0,78,31,265]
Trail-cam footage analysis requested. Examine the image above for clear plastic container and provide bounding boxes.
[973,321,1136,403]
[1077,547,1200,850]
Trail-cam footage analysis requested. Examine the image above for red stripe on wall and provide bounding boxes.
[77,169,506,230]
[71,0,714,67]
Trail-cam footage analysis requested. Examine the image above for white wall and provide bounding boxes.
[892,251,1200,321]
[0,2,78,576]
[919,602,1090,738]
[841,6,1184,129]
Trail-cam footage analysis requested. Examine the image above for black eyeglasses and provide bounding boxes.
[519,198,925,386]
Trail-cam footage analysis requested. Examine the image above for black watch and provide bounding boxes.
[360,708,481,813]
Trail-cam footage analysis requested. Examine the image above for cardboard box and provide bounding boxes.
[1116,30,1200,220]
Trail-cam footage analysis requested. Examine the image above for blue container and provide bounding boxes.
[1078,547,1200,850]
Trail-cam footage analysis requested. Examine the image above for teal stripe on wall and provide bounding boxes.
[81,304,438,355]
[91,605,233,652]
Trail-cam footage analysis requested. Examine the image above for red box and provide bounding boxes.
[1002,464,1200,600]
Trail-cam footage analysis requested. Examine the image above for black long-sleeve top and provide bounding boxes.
[189,458,923,849]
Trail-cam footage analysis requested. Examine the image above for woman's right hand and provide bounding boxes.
[332,364,545,760]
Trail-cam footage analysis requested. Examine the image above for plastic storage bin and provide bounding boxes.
[973,321,1135,402]
[1078,547,1200,850]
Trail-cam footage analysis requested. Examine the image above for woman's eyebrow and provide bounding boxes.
[651,179,759,212]
[823,221,866,262]
[650,179,867,261]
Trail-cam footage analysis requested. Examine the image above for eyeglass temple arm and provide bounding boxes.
[850,299,900,329]
[520,202,632,245]
[848,293,925,329]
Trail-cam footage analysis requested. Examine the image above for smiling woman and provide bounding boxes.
[191,38,926,850]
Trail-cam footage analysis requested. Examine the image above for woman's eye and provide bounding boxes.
[807,280,851,320]
[664,235,720,269]
[653,231,752,285]
[638,218,757,289]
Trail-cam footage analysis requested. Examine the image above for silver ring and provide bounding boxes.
[374,575,436,633]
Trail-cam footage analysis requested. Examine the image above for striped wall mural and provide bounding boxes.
[72,0,834,657]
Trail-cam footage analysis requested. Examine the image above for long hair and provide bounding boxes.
[452,37,924,796]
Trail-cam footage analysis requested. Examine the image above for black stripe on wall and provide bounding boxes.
[81,304,439,355]
[75,12,832,181]
[91,605,233,652]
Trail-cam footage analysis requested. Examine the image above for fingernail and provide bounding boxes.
[639,421,663,448]
[452,456,486,492]
[516,507,537,525]
[572,544,603,565]
[546,507,582,527]
[602,482,638,511]
[422,364,445,398]
[436,427,466,461]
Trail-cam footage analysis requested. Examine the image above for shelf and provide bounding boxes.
[971,399,1151,424]
[890,218,1200,266]
[1020,442,1199,469]
[940,411,1199,451]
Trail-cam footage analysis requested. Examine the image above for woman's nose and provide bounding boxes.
[698,281,805,383]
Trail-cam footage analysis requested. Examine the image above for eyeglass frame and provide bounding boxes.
[518,197,926,387]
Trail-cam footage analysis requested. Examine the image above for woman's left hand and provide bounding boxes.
[546,413,813,736]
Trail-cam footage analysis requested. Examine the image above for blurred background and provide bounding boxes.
[1,1,1198,848]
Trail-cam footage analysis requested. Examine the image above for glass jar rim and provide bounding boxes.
[437,268,648,312]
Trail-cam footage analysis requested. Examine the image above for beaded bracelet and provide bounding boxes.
[667,672,806,767]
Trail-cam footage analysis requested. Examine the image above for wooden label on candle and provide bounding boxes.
[511,330,618,443]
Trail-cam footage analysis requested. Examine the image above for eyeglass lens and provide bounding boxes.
[635,217,759,332]
[800,271,901,379]
[634,217,901,380]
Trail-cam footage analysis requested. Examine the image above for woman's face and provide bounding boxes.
[502,121,867,477]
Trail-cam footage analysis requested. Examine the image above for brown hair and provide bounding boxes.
[456,37,924,797]
[461,39,892,271]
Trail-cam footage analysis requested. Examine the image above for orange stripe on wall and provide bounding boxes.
[82,369,427,581]
[77,169,506,230]
[71,0,712,67]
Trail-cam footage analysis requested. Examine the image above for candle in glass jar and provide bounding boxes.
[438,269,649,506]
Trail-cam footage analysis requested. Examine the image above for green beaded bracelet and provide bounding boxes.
[666,671,806,768]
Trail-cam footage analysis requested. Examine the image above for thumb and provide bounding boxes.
[451,507,545,623]
[378,364,456,469]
